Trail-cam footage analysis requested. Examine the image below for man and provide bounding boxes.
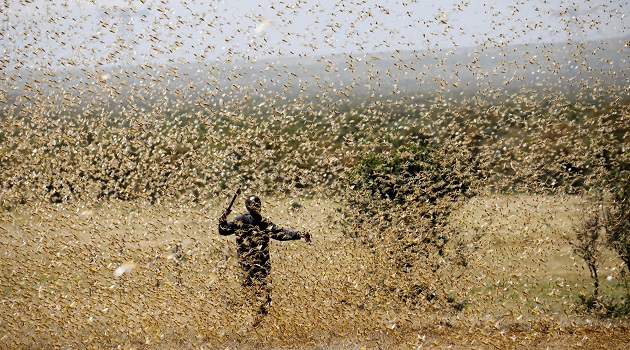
[218,194,310,324]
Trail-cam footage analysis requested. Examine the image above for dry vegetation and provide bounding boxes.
[1,196,630,349]
[2,0,630,348]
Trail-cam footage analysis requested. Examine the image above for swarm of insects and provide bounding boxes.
[1,0,629,348]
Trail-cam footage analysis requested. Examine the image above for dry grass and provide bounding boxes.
[3,2,629,348]
[1,194,629,349]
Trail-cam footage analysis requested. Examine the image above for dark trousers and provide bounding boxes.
[241,265,271,323]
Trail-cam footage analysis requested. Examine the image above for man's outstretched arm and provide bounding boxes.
[268,221,310,242]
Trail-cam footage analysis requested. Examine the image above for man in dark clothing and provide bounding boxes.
[218,195,310,324]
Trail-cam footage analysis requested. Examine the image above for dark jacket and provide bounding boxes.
[218,212,300,285]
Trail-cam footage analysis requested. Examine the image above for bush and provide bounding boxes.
[572,144,630,316]
[605,170,630,272]
[342,141,477,306]
[570,213,602,296]
[576,292,630,318]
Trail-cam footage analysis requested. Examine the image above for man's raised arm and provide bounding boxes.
[218,187,241,236]
[218,216,235,236]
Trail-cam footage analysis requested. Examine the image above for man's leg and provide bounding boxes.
[250,274,271,326]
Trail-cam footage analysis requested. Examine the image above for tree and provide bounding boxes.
[570,213,602,297]
[342,141,477,306]
[604,172,630,273]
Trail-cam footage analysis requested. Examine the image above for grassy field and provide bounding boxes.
[1,91,627,349]
[1,194,629,349]
[3,8,629,348]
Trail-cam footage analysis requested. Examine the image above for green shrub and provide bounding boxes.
[576,292,630,318]
[342,141,477,306]
[346,142,474,210]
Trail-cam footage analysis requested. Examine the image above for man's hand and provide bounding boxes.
[299,231,311,243]
[220,208,231,222]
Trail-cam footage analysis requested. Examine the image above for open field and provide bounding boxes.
[2,75,627,349]
[2,194,629,349]
[3,2,629,348]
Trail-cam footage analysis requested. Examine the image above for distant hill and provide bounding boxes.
[3,35,629,114]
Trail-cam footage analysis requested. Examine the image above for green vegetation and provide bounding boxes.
[341,142,477,307]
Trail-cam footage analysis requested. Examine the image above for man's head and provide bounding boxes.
[245,195,262,215]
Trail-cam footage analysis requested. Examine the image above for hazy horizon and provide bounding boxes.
[2,0,628,113]
[4,0,628,69]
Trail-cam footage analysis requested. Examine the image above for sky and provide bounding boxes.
[3,0,628,71]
